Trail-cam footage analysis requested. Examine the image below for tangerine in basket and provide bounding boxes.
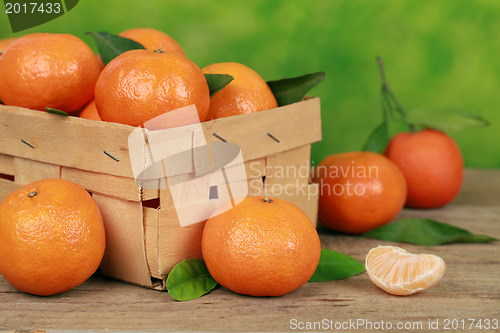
[202,197,321,297]
[119,28,185,55]
[95,49,210,127]
[365,245,446,296]
[79,99,101,121]
[314,151,406,234]
[202,62,278,120]
[0,37,17,53]
[0,33,101,112]
[384,128,464,209]
[0,179,106,296]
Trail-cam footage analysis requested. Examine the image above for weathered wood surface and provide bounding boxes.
[0,169,499,332]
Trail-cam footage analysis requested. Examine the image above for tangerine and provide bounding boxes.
[202,197,321,297]
[79,99,101,121]
[314,151,407,234]
[384,129,463,208]
[95,49,210,127]
[119,28,185,55]
[202,62,278,120]
[0,33,101,112]
[0,179,105,296]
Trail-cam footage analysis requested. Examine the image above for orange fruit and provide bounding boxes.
[119,28,185,56]
[0,179,106,296]
[314,151,407,234]
[365,245,446,296]
[79,99,101,121]
[384,129,463,209]
[95,49,210,127]
[0,33,101,112]
[202,197,321,297]
[0,37,17,53]
[202,62,278,120]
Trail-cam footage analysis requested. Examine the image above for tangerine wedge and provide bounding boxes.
[365,245,445,296]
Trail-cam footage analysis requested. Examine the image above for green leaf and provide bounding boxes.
[86,32,145,66]
[267,72,326,106]
[204,74,234,98]
[309,249,365,282]
[46,107,70,116]
[362,218,497,246]
[362,122,389,153]
[406,108,490,132]
[166,259,218,301]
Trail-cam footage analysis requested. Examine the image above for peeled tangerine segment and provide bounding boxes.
[365,245,446,296]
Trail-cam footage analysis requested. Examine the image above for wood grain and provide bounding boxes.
[0,169,499,332]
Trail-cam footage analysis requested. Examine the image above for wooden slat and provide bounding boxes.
[0,178,22,202]
[157,208,206,277]
[202,97,321,161]
[244,157,266,180]
[0,98,320,179]
[61,167,158,202]
[14,157,60,184]
[0,105,135,178]
[265,145,311,187]
[92,194,153,288]
[0,153,14,176]
[143,207,161,280]
[265,183,319,226]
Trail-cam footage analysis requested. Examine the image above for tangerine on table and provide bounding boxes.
[365,245,446,296]
[119,28,185,55]
[0,33,101,112]
[384,128,464,209]
[95,49,210,127]
[202,197,321,297]
[0,179,106,296]
[313,151,407,234]
[202,62,278,120]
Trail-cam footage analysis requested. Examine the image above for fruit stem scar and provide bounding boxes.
[154,48,164,53]
[263,196,273,203]
[28,191,37,198]
[376,56,417,133]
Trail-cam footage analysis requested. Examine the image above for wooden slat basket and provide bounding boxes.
[0,97,322,290]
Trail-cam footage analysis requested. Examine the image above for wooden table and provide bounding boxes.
[1,169,499,332]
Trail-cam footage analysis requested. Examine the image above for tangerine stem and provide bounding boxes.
[376,56,416,133]
[28,191,37,198]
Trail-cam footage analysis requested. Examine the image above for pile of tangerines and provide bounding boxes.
[0,28,458,298]
[0,28,278,124]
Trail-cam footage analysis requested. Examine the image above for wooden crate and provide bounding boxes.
[0,97,322,290]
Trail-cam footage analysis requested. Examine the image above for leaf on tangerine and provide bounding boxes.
[86,31,145,66]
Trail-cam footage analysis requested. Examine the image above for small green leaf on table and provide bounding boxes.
[406,108,490,132]
[204,74,234,98]
[86,32,145,66]
[166,258,218,301]
[267,72,326,106]
[362,122,389,154]
[46,107,70,116]
[362,218,497,246]
[309,249,365,282]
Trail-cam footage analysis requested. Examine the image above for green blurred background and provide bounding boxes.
[1,0,499,168]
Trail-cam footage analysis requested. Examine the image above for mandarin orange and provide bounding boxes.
[202,197,320,297]
[0,33,101,112]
